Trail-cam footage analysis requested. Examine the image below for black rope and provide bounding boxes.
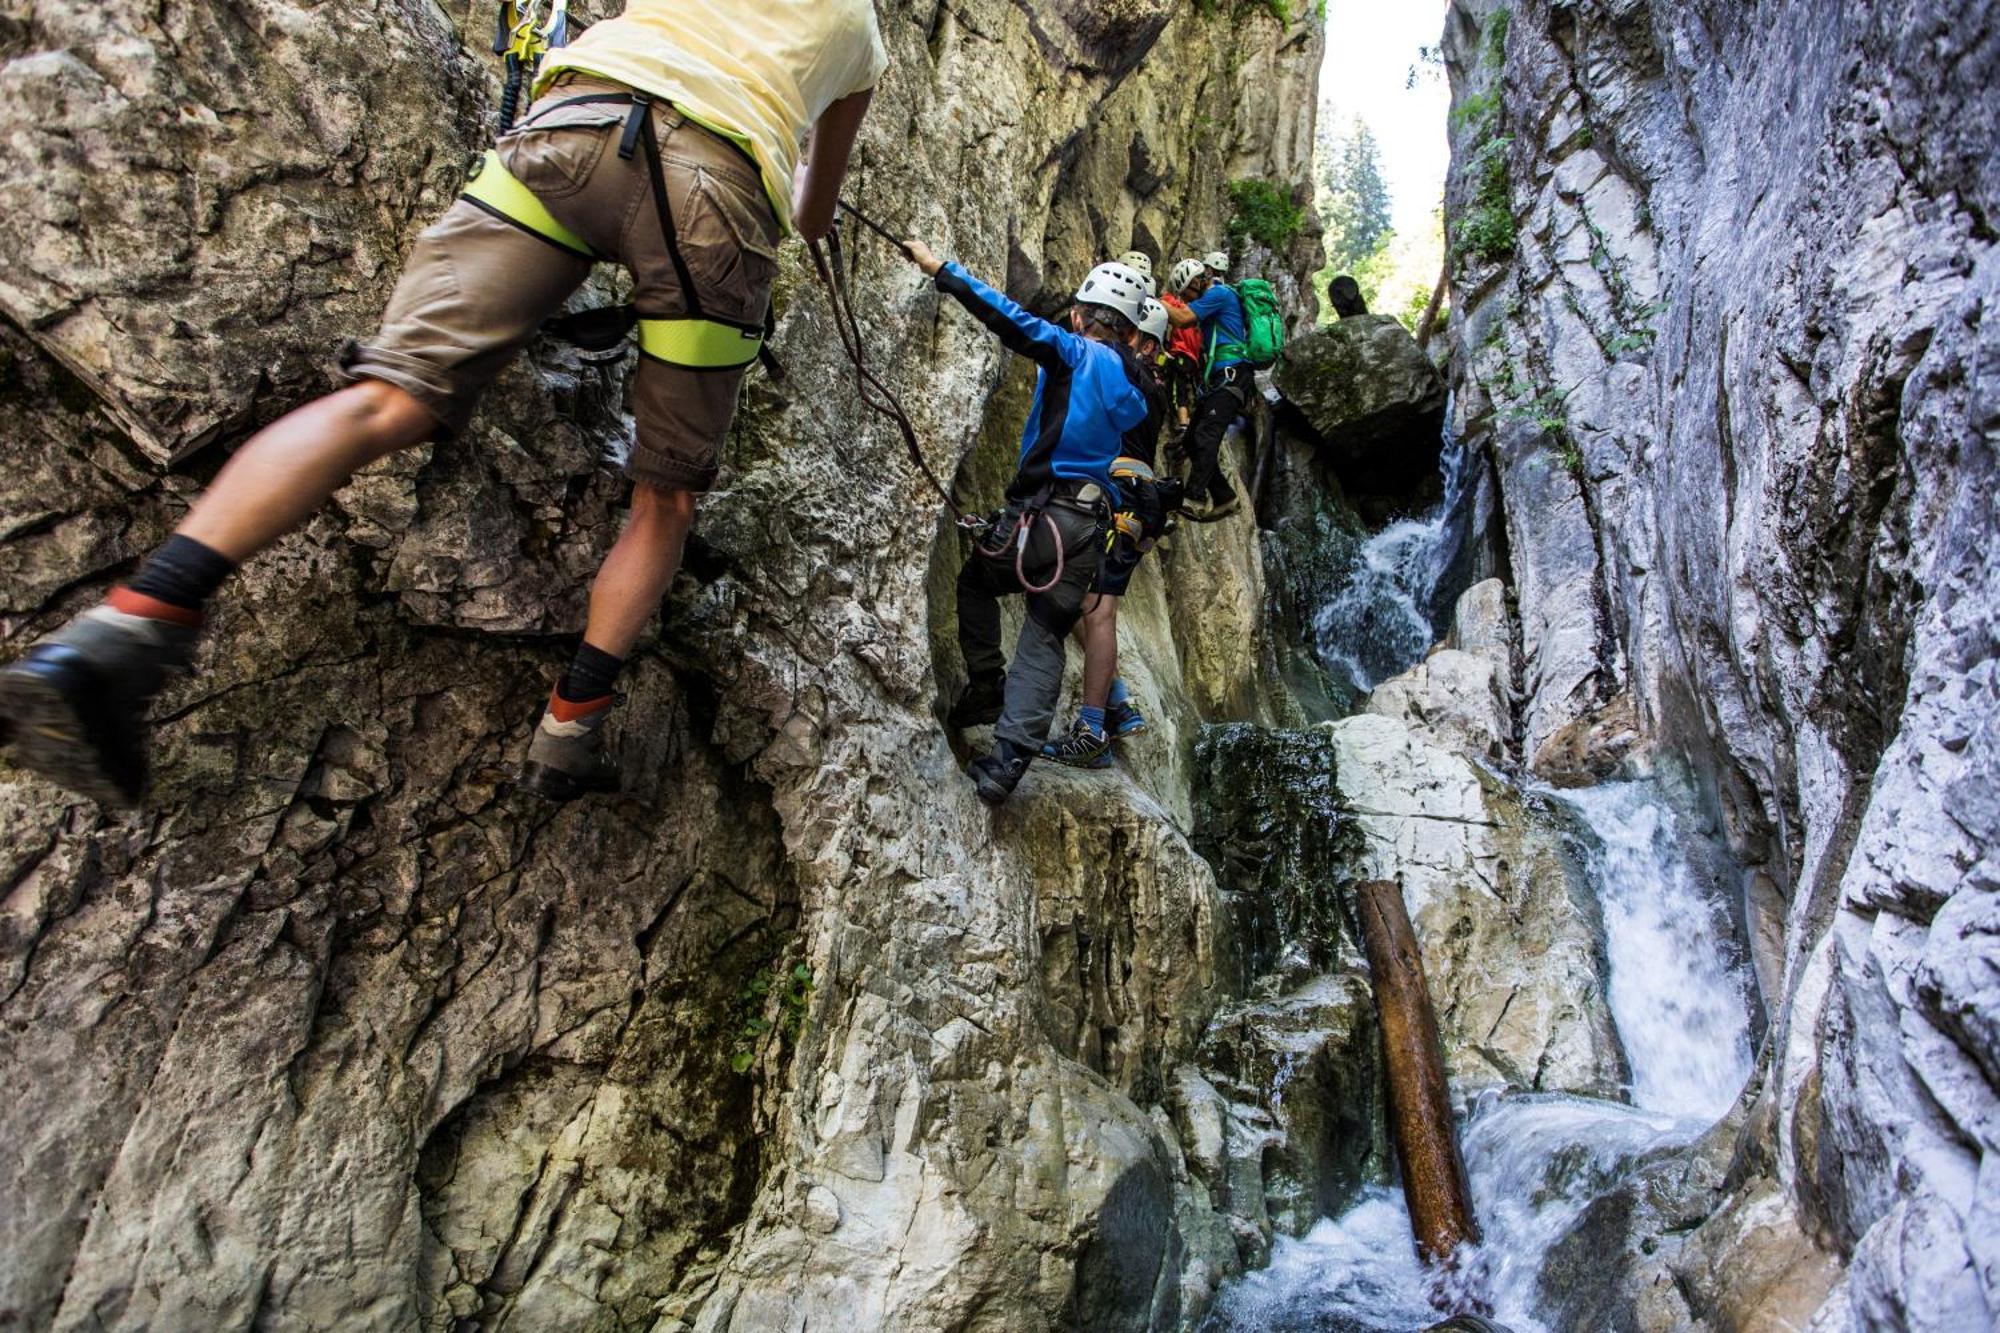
[808,225,974,526]
[837,198,913,258]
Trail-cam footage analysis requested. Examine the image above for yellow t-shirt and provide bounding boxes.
[536,0,888,232]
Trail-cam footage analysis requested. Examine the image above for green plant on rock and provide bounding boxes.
[1449,87,1501,137]
[1228,177,1306,250]
[729,961,815,1074]
[1454,134,1516,263]
[1483,9,1512,70]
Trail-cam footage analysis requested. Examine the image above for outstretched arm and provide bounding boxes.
[793,90,874,243]
[1166,302,1198,329]
[903,239,1076,371]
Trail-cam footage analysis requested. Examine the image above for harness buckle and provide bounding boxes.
[618,93,652,161]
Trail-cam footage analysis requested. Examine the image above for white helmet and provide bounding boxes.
[1138,298,1170,346]
[1118,250,1155,278]
[1203,249,1230,274]
[1169,257,1207,294]
[1074,262,1150,328]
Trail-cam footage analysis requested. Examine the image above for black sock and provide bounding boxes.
[124,535,236,611]
[557,642,624,702]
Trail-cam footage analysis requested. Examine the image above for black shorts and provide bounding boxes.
[1094,531,1146,596]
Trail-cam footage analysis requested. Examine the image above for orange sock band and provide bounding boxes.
[548,690,614,724]
[106,587,204,627]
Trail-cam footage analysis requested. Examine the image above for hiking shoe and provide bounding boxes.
[1107,700,1148,739]
[969,739,1032,806]
[947,671,1006,730]
[1041,718,1112,769]
[519,698,621,803]
[1189,494,1241,523]
[0,605,199,806]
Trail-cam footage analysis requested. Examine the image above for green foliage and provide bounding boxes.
[728,962,815,1074]
[1454,134,1516,263]
[1604,299,1669,359]
[1449,88,1501,137]
[1500,385,1582,477]
[1316,117,1393,275]
[1227,177,1306,250]
[1483,9,1512,69]
[1196,0,1304,22]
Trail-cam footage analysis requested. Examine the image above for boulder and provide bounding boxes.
[1273,314,1447,522]
[1366,648,1513,763]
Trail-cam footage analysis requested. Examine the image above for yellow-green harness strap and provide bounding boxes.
[461,149,597,260]
[637,318,765,372]
[461,149,770,372]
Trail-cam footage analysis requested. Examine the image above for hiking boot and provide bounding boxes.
[519,699,621,803]
[0,605,199,806]
[1107,700,1148,739]
[1189,493,1241,523]
[1041,718,1112,769]
[947,671,1006,730]
[969,739,1032,806]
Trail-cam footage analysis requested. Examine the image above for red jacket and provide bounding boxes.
[1162,293,1204,363]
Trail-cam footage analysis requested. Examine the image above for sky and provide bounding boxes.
[1318,0,1453,236]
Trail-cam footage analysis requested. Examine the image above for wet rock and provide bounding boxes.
[1273,315,1448,523]
[1326,714,1627,1097]
[1192,974,1384,1243]
[1444,0,2000,1324]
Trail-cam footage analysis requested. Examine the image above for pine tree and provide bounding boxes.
[1317,117,1393,276]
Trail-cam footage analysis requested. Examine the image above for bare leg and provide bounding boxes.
[177,382,438,561]
[580,483,696,660]
[1080,594,1118,710]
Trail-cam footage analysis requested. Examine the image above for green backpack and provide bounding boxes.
[1235,278,1286,368]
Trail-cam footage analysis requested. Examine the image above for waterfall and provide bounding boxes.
[1204,781,1756,1332]
[1311,426,1472,693]
[1552,784,1755,1121]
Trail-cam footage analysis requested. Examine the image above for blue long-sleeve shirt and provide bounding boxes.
[1189,282,1249,372]
[934,261,1147,504]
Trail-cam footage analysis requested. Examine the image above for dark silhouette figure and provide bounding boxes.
[1329,275,1368,318]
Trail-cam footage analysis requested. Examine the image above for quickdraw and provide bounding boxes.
[491,0,571,134]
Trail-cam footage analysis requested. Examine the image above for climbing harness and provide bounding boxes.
[464,89,782,376]
[491,0,570,134]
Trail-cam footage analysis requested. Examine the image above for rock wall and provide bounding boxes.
[0,2,1327,1330]
[1442,0,1998,1326]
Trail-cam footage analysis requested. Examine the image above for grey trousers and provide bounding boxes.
[957,501,1105,749]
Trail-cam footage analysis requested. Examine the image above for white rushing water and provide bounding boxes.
[1313,429,1471,693]
[1553,783,1756,1120]
[1206,781,1757,1332]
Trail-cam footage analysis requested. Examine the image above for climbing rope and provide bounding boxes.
[808,213,979,530]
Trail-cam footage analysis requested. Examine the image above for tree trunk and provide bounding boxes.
[1357,878,1481,1265]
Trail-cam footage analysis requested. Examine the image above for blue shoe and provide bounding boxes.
[1041,718,1112,769]
[1106,700,1147,739]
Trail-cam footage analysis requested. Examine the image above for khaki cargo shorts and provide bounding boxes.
[343,76,780,491]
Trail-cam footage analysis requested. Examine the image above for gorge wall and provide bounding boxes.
[1443,0,1997,1328]
[0,2,1328,1330]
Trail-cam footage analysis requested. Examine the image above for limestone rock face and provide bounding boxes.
[0,3,1329,1330]
[1273,314,1448,521]
[1444,0,2000,1325]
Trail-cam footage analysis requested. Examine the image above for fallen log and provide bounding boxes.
[1356,877,1481,1266]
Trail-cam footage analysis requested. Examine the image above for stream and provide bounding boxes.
[1311,426,1473,694]
[1204,780,1757,1333]
[1202,425,1757,1332]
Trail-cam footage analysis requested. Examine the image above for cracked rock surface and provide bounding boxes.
[1444,0,2000,1325]
[0,2,1329,1330]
